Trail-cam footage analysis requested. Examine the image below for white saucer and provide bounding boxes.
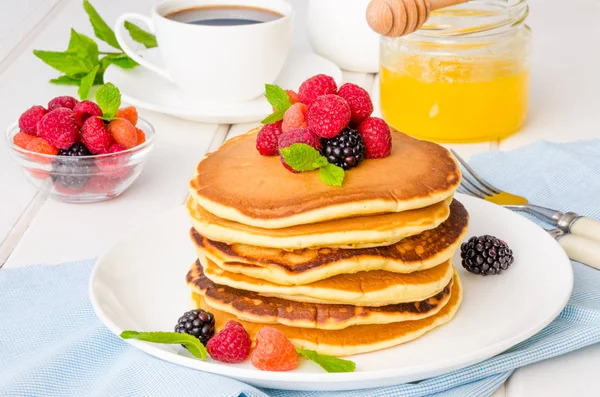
[104,49,343,124]
[89,194,573,391]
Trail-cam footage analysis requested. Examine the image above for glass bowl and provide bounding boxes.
[5,118,155,203]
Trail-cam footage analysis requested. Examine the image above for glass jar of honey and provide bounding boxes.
[380,0,531,143]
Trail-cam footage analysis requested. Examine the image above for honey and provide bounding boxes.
[379,1,532,143]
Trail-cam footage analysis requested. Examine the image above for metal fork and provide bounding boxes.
[450,149,600,244]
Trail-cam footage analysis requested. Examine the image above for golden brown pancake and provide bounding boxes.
[187,261,453,330]
[189,128,460,229]
[197,256,454,306]
[192,271,462,356]
[192,199,468,285]
[187,196,452,249]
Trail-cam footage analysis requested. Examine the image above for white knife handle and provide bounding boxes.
[558,234,600,270]
[570,217,600,244]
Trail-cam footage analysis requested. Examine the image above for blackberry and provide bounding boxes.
[175,309,215,345]
[57,142,91,157]
[321,127,366,170]
[460,235,514,276]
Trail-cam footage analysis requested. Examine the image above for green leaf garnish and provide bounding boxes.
[120,331,208,360]
[296,348,356,373]
[68,29,99,64]
[124,21,158,48]
[83,0,121,50]
[262,84,292,124]
[101,54,138,69]
[33,50,95,77]
[78,64,99,100]
[96,83,121,119]
[280,144,345,187]
[50,76,81,86]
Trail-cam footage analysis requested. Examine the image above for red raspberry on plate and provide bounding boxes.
[107,143,126,153]
[108,119,138,149]
[18,105,47,135]
[13,131,36,149]
[48,96,78,111]
[306,95,351,138]
[278,128,322,152]
[357,117,392,159]
[337,83,373,124]
[280,155,297,173]
[256,121,284,156]
[282,103,308,132]
[298,74,337,104]
[206,321,251,364]
[81,117,112,154]
[73,100,103,127]
[115,106,138,126]
[37,108,78,149]
[251,327,298,371]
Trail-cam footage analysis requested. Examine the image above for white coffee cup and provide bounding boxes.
[115,0,294,102]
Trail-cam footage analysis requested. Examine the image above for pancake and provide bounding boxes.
[189,128,460,229]
[187,262,453,330]
[192,271,462,356]
[197,257,454,306]
[187,196,452,250]
[192,199,468,285]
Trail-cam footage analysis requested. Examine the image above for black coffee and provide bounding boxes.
[165,5,283,26]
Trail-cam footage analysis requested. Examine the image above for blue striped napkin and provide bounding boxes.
[1,139,600,397]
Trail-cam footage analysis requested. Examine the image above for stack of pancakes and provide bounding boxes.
[185,128,468,357]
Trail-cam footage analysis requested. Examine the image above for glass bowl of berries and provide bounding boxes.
[5,92,154,203]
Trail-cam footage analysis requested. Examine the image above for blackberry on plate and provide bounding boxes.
[460,235,514,276]
[175,309,215,345]
[321,127,366,170]
[57,142,91,157]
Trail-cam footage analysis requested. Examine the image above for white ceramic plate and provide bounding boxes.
[103,49,343,124]
[89,194,573,391]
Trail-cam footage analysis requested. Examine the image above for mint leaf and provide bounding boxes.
[95,83,121,119]
[78,64,99,99]
[50,75,81,86]
[280,144,323,172]
[296,348,356,373]
[83,0,121,50]
[101,54,137,70]
[261,109,285,124]
[265,84,291,112]
[313,157,329,168]
[33,50,95,76]
[124,21,158,48]
[121,331,207,360]
[319,163,345,187]
[68,29,99,63]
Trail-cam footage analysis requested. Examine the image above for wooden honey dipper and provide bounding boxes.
[367,0,470,37]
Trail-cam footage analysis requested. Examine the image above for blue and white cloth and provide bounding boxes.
[1,139,600,397]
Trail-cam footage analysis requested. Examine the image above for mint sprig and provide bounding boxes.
[296,348,356,373]
[280,144,345,187]
[33,0,157,99]
[96,83,121,120]
[120,331,208,360]
[261,84,292,124]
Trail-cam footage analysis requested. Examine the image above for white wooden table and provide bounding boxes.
[0,0,598,396]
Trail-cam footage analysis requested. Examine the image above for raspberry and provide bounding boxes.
[251,327,298,371]
[256,121,284,156]
[136,128,146,145]
[337,83,373,124]
[306,95,351,138]
[73,100,103,127]
[25,137,58,164]
[107,143,126,153]
[13,131,36,149]
[48,96,78,111]
[286,90,301,105]
[277,128,322,152]
[116,106,138,126]
[108,119,137,149]
[206,321,251,364]
[81,117,112,154]
[85,175,119,194]
[96,143,128,175]
[357,117,392,159]
[282,103,308,132]
[18,105,47,135]
[37,108,78,149]
[280,155,297,173]
[298,74,337,104]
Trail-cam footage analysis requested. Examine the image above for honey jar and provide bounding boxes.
[379,0,532,143]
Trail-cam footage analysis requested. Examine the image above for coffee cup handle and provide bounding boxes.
[114,13,173,82]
